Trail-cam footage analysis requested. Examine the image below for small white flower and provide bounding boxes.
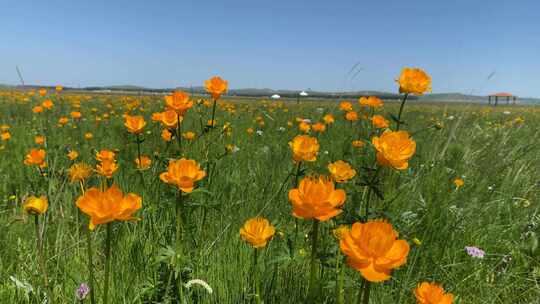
[503,111,511,115]
[316,107,324,113]
[256,130,263,136]
[278,127,285,132]
[323,150,329,154]
[184,279,213,294]
[447,115,455,120]
[302,119,311,123]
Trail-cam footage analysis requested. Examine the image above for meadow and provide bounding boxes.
[0,73,539,304]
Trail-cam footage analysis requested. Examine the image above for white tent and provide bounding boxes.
[299,91,308,97]
[271,94,281,99]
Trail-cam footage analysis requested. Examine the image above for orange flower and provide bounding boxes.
[372,130,416,170]
[58,117,69,125]
[71,111,82,119]
[42,99,54,110]
[68,162,93,183]
[135,156,152,170]
[207,119,217,127]
[160,158,206,193]
[38,88,47,97]
[453,178,464,188]
[240,217,276,249]
[24,148,46,168]
[289,135,319,162]
[352,140,365,148]
[32,106,44,113]
[96,159,118,178]
[359,96,383,108]
[246,127,254,135]
[298,121,311,133]
[160,110,180,128]
[339,101,353,112]
[35,135,45,145]
[55,85,63,93]
[85,133,93,140]
[182,131,196,140]
[161,129,172,142]
[328,160,356,183]
[397,68,431,95]
[164,91,193,115]
[124,115,146,134]
[67,150,79,160]
[332,225,349,240]
[414,282,454,304]
[1,132,11,141]
[345,111,359,121]
[23,196,48,215]
[371,115,389,128]
[340,220,409,282]
[312,122,326,133]
[205,76,228,99]
[76,184,142,230]
[151,112,164,122]
[323,114,335,124]
[96,150,116,162]
[288,176,346,221]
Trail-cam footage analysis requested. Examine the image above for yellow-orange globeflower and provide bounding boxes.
[23,196,48,215]
[288,176,346,221]
[298,121,311,133]
[312,122,326,133]
[161,129,172,142]
[95,150,116,162]
[135,156,152,170]
[42,99,54,110]
[205,76,228,99]
[160,158,206,193]
[371,115,390,128]
[352,140,365,148]
[397,68,431,95]
[76,184,142,230]
[55,85,63,93]
[323,114,335,124]
[1,132,11,141]
[160,109,180,128]
[164,91,193,115]
[328,160,356,183]
[339,101,353,112]
[96,159,118,179]
[345,111,359,122]
[58,117,69,125]
[67,150,79,160]
[372,130,416,170]
[182,131,196,140]
[124,115,146,134]
[340,220,409,282]
[24,149,46,168]
[289,135,319,162]
[240,217,276,249]
[71,111,82,119]
[38,88,47,97]
[35,136,45,145]
[414,282,454,304]
[32,106,44,113]
[359,96,383,108]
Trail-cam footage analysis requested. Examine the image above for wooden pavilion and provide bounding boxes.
[488,92,517,106]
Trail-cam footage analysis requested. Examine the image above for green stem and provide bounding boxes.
[86,227,96,304]
[103,223,112,304]
[253,249,261,304]
[336,253,344,304]
[357,280,365,304]
[362,281,371,304]
[307,220,320,300]
[176,192,185,302]
[136,134,146,188]
[35,215,52,303]
[176,114,182,155]
[396,93,409,131]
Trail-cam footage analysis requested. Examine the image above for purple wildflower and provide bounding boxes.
[465,246,485,259]
[75,283,90,300]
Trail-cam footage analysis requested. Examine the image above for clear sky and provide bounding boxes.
[1,0,539,96]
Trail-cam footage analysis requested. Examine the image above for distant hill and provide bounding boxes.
[1,83,538,104]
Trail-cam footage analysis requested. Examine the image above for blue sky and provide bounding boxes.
[1,0,539,96]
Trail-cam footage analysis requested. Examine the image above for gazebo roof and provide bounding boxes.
[489,92,514,97]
